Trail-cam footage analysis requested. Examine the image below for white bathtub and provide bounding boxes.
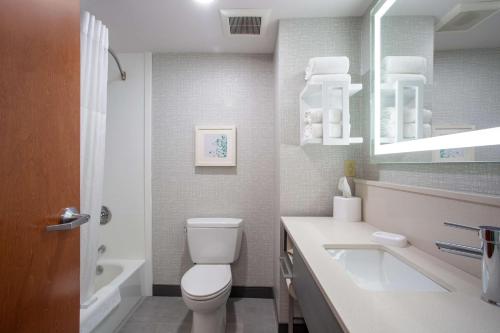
[81,259,145,333]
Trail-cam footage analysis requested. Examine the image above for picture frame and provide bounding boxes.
[195,126,237,166]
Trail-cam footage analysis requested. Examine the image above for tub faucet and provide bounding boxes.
[436,222,500,306]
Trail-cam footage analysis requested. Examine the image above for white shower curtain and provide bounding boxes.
[80,11,108,307]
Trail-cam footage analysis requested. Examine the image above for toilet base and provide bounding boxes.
[191,303,226,333]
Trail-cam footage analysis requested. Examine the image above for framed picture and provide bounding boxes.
[195,126,236,166]
[432,125,476,163]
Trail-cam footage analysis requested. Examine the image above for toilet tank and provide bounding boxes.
[186,218,243,264]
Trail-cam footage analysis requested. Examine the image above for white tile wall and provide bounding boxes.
[152,54,275,287]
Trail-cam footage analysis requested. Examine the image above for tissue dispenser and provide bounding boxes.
[333,196,361,222]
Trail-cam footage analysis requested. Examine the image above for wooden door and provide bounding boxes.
[0,0,81,332]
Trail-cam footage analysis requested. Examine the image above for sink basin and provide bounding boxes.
[327,248,448,292]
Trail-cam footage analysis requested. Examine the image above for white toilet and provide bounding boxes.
[181,218,243,333]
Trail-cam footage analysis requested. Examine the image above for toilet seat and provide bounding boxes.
[181,264,232,301]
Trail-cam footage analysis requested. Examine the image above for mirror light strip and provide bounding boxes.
[371,0,498,156]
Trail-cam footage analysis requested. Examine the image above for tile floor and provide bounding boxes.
[119,297,278,333]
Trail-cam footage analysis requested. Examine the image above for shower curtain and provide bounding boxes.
[80,11,108,307]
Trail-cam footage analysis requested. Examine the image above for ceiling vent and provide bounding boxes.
[220,9,270,36]
[436,1,500,32]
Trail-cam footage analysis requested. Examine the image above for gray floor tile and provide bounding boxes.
[118,297,278,333]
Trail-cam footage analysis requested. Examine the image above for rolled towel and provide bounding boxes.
[303,124,312,139]
[312,124,323,138]
[310,109,323,123]
[383,56,427,75]
[381,118,396,138]
[403,123,432,138]
[308,74,351,84]
[305,56,349,80]
[404,108,432,124]
[327,123,342,138]
[383,73,426,84]
[328,109,342,123]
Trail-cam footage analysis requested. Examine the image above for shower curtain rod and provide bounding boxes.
[108,48,126,81]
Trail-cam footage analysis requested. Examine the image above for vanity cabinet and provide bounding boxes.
[293,246,344,333]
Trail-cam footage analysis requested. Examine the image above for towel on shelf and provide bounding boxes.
[383,56,427,75]
[328,109,342,123]
[404,123,432,138]
[381,107,432,124]
[327,123,342,138]
[312,124,323,138]
[310,109,323,123]
[380,120,432,139]
[303,124,312,139]
[383,73,426,85]
[404,108,432,124]
[308,74,351,84]
[305,56,349,80]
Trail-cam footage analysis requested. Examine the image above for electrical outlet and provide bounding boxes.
[344,160,356,177]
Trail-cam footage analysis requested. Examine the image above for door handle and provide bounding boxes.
[46,207,90,232]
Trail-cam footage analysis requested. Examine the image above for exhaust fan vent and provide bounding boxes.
[220,9,270,36]
[436,1,500,32]
[228,16,262,35]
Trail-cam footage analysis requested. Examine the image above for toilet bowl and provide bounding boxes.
[181,218,243,333]
[181,265,232,333]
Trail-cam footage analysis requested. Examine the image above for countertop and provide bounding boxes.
[282,217,500,333]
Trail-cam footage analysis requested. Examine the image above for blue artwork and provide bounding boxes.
[204,134,228,158]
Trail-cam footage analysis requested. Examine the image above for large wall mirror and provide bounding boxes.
[371,0,500,163]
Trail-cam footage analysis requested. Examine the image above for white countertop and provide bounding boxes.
[282,217,500,333]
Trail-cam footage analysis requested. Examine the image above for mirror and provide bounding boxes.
[371,0,500,162]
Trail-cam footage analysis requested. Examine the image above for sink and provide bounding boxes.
[327,248,448,292]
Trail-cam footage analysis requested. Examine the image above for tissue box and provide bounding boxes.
[333,196,362,222]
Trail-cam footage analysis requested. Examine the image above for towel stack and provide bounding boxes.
[380,106,432,139]
[305,56,351,84]
[303,57,350,140]
[382,56,427,84]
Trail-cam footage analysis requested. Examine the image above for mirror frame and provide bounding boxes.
[370,0,500,156]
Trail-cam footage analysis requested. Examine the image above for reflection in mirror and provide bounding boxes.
[371,0,500,162]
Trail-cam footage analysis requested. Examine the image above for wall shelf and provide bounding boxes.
[300,81,363,146]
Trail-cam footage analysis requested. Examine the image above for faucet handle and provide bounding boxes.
[444,222,480,232]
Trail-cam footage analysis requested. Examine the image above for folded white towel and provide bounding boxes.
[310,109,323,123]
[327,123,342,138]
[383,56,427,75]
[381,107,432,124]
[305,56,349,80]
[404,123,432,138]
[308,74,351,84]
[328,109,342,123]
[381,120,431,139]
[304,124,312,139]
[312,124,323,138]
[80,286,121,333]
[404,108,432,124]
[383,73,427,84]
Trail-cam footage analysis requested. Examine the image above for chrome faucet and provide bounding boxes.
[436,222,500,306]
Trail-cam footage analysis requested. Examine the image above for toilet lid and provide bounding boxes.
[181,265,231,299]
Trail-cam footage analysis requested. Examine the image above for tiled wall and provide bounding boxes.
[274,17,364,323]
[151,54,275,287]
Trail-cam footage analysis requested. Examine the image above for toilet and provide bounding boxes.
[181,218,243,333]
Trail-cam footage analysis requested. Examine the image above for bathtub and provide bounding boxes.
[81,259,145,333]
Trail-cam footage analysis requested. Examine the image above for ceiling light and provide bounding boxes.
[194,0,214,5]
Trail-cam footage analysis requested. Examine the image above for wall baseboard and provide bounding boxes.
[153,285,274,299]
[278,322,309,333]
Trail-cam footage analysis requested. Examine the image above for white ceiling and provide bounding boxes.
[388,0,500,50]
[80,0,372,53]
